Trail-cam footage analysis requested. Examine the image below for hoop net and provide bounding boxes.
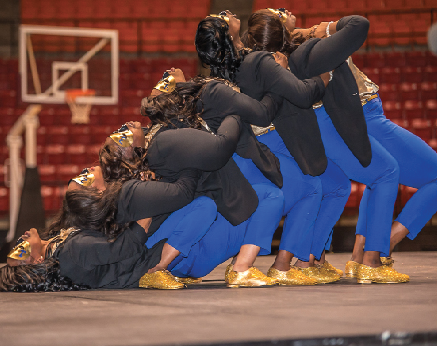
[65,89,95,124]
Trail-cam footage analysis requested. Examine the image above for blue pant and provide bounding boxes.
[169,184,284,278]
[234,129,350,261]
[357,96,437,240]
[146,196,217,257]
[315,105,400,257]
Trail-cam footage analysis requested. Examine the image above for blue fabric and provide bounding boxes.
[145,196,217,257]
[234,129,350,261]
[315,105,400,257]
[169,183,284,278]
[357,96,437,240]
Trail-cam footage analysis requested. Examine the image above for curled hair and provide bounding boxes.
[0,258,90,292]
[99,142,154,184]
[195,17,241,83]
[47,183,128,241]
[141,78,209,128]
[246,9,298,57]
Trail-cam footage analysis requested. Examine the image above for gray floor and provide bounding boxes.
[1,252,437,346]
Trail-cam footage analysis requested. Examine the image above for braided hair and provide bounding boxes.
[0,258,90,292]
[195,16,242,83]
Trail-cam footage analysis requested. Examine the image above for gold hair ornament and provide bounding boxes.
[71,169,95,187]
[268,8,288,24]
[7,240,31,260]
[153,75,176,94]
[208,14,230,24]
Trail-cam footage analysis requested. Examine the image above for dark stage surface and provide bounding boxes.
[1,252,437,346]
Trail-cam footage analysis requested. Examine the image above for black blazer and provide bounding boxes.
[287,15,372,171]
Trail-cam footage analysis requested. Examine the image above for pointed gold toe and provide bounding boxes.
[356,264,409,284]
[317,261,343,277]
[267,267,317,285]
[174,276,203,284]
[226,267,278,288]
[345,260,360,278]
[139,270,185,289]
[295,266,340,284]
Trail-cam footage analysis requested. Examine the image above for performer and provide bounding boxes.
[1,183,215,291]
[246,8,409,283]
[139,74,286,287]
[195,11,348,284]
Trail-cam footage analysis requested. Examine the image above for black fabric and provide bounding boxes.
[149,112,258,226]
[287,15,372,169]
[236,51,326,109]
[57,223,165,289]
[200,81,283,188]
[234,51,327,176]
[194,158,258,226]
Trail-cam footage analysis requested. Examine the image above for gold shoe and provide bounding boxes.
[380,256,394,268]
[267,267,317,285]
[317,261,343,277]
[226,267,278,288]
[295,266,340,284]
[224,263,233,282]
[174,276,203,284]
[356,264,409,284]
[345,260,360,278]
[139,270,185,289]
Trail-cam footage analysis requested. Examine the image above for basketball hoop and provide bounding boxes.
[65,89,95,124]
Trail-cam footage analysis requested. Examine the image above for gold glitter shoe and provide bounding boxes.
[295,266,340,284]
[174,276,203,284]
[226,267,278,288]
[224,263,233,282]
[345,260,360,278]
[380,256,394,268]
[267,267,317,285]
[316,261,343,277]
[139,270,185,289]
[356,264,409,284]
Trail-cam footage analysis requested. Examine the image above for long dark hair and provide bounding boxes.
[141,78,210,129]
[195,16,242,83]
[0,258,90,292]
[99,142,155,184]
[47,183,128,241]
[246,9,302,57]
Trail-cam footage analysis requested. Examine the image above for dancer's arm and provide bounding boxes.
[148,115,242,172]
[204,81,283,127]
[116,169,198,223]
[299,16,370,76]
[256,52,327,108]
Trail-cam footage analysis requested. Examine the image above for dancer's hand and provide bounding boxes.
[274,51,288,69]
[126,121,146,148]
[167,68,186,83]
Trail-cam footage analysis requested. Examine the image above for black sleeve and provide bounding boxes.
[116,170,198,223]
[64,224,147,268]
[207,82,282,127]
[305,16,370,76]
[149,115,241,172]
[257,53,326,108]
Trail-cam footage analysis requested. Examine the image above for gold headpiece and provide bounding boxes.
[268,8,288,24]
[110,129,134,147]
[7,240,31,260]
[153,75,176,94]
[71,168,95,187]
[208,14,230,24]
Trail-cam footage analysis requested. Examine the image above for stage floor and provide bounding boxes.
[1,252,437,346]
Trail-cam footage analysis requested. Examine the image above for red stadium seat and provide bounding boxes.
[404,100,424,120]
[384,51,407,68]
[383,101,403,119]
[43,144,66,165]
[38,164,56,182]
[47,126,69,145]
[400,83,420,101]
[66,144,87,165]
[69,125,91,145]
[403,67,424,84]
[381,67,402,84]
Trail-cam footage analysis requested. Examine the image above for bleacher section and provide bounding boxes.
[253,0,435,47]
[0,0,435,217]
